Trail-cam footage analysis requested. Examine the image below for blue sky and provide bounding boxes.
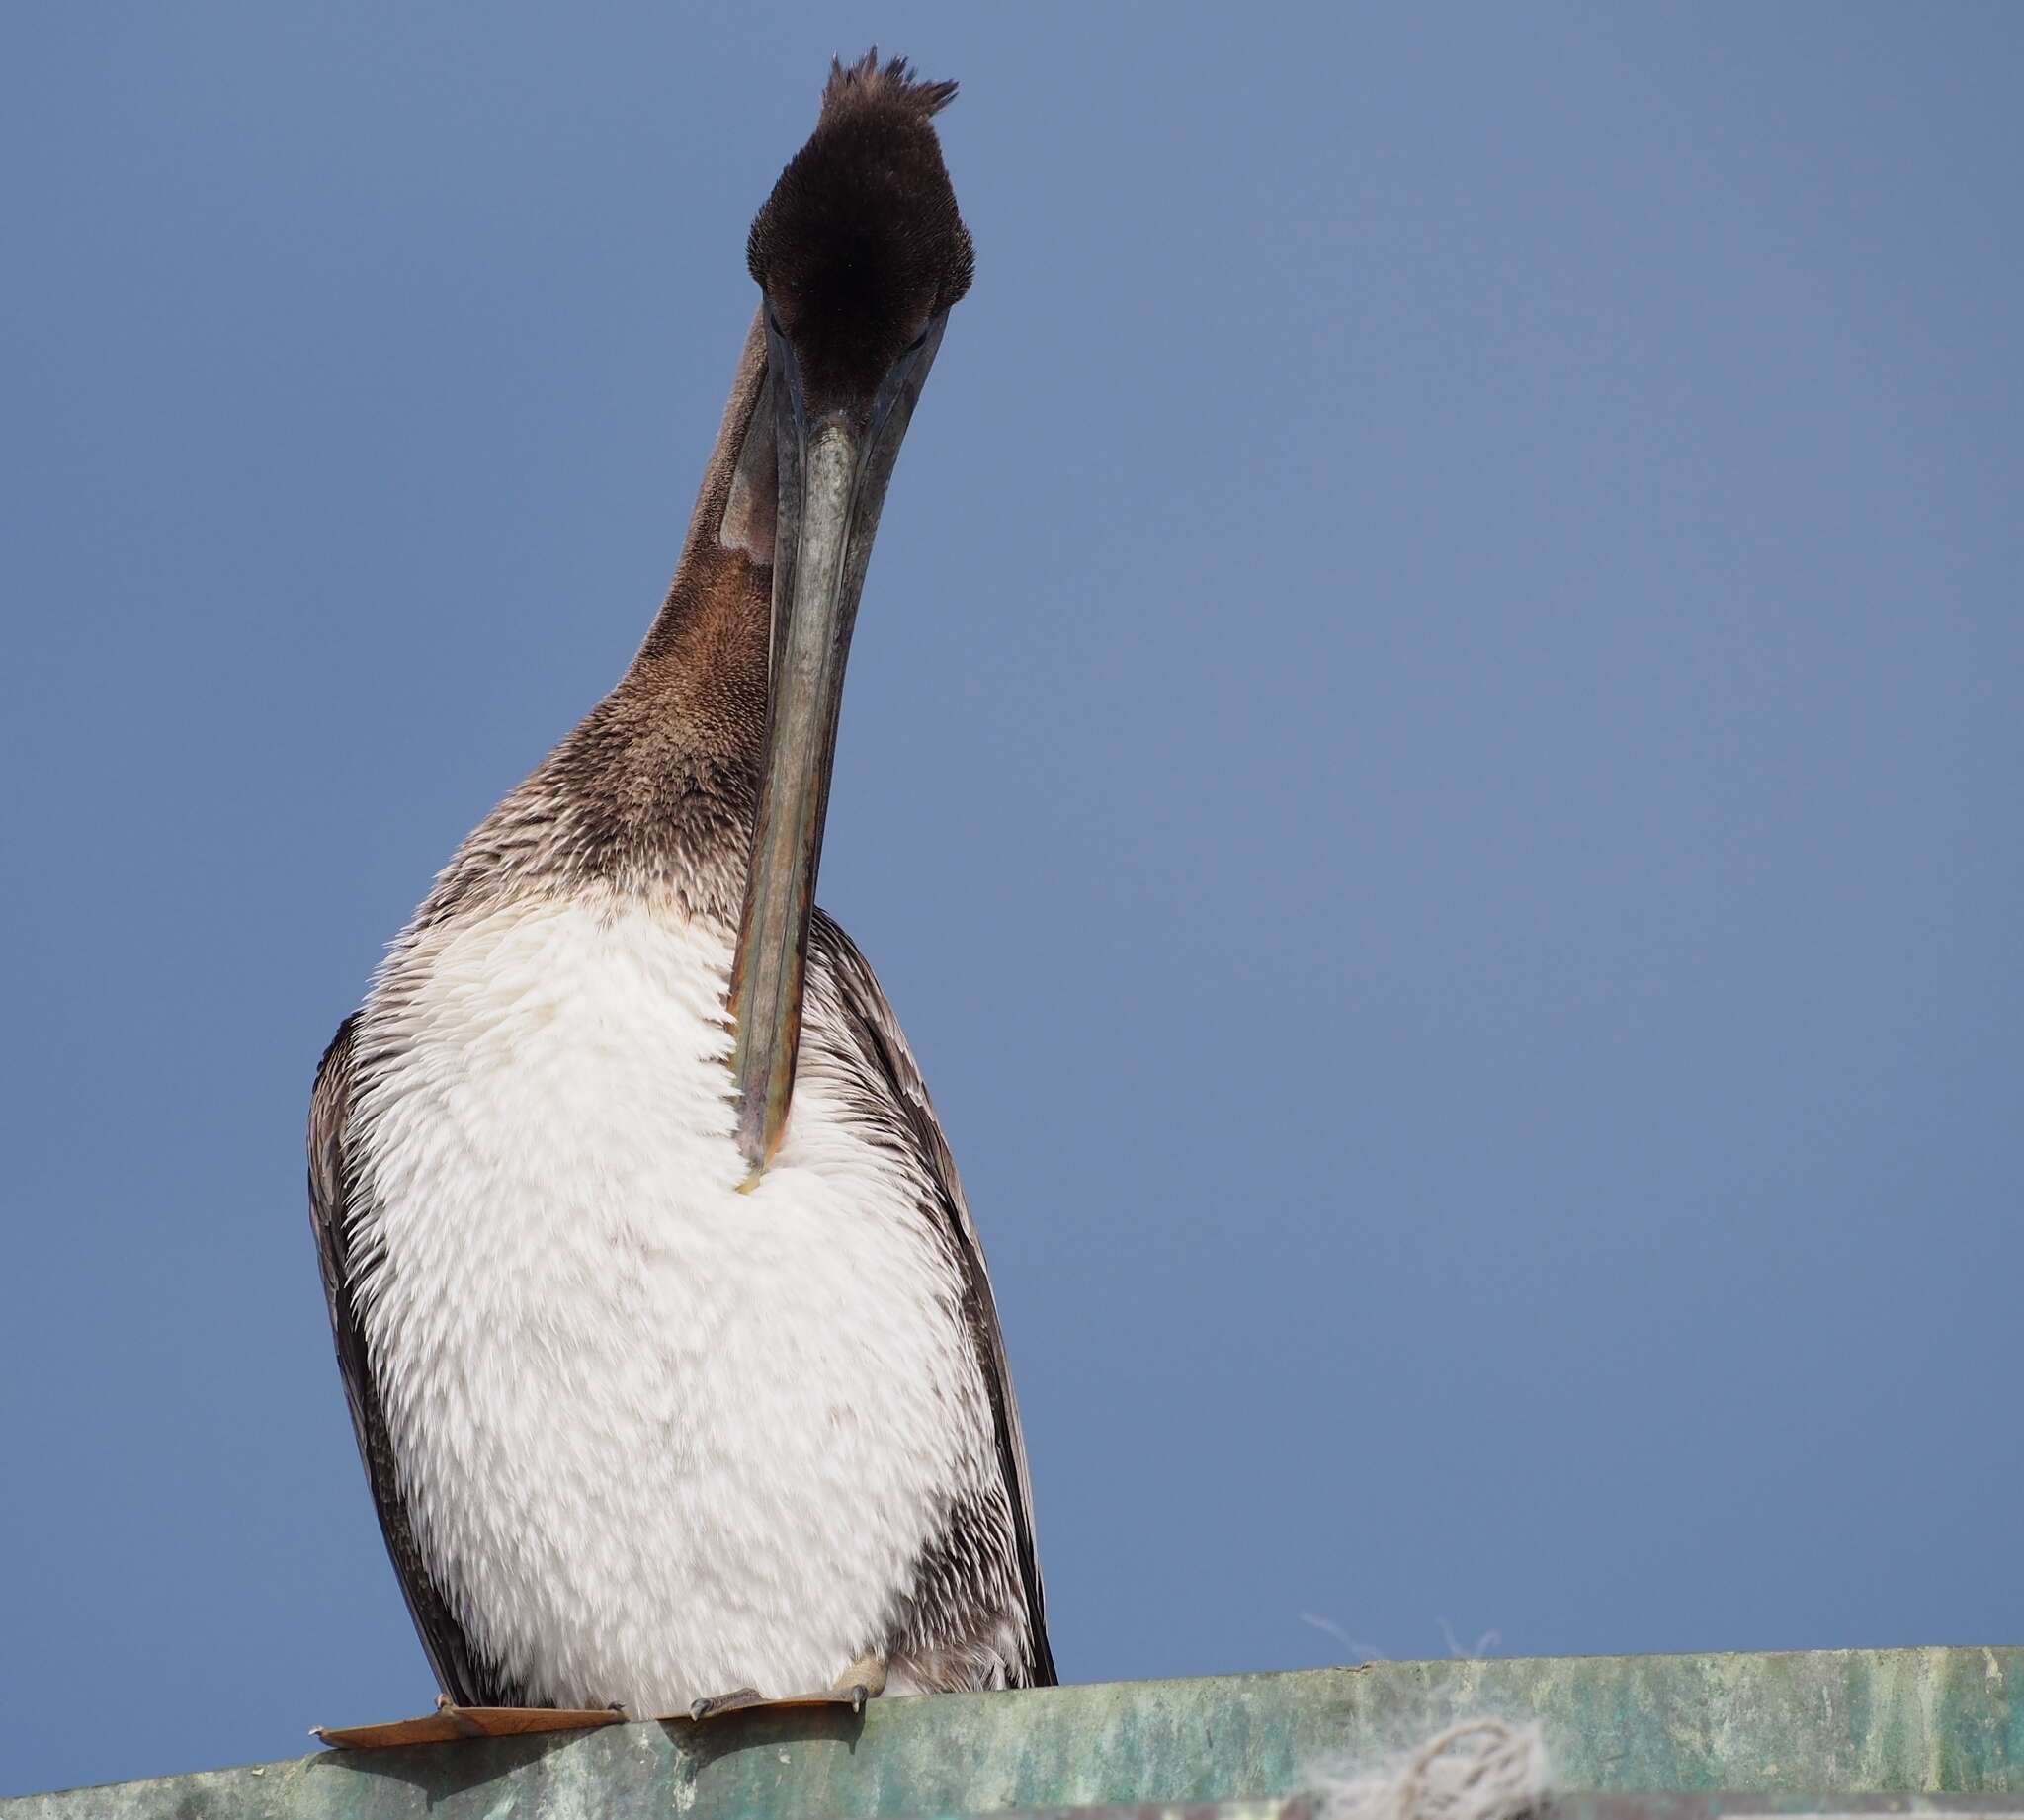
[4,1,2021,1798]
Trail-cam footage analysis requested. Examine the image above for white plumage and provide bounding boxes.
[344,889,991,1712]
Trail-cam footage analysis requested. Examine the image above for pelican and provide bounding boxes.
[307,53,1053,1722]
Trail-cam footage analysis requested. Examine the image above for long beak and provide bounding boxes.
[727,316,945,1179]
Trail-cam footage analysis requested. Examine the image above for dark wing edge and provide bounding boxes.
[308,1014,506,1707]
[810,912,1058,1687]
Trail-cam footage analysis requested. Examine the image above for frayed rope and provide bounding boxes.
[1312,1719,1550,1820]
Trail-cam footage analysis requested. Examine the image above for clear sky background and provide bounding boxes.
[4,2,2020,1799]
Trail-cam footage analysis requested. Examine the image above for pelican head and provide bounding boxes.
[727,53,973,1178]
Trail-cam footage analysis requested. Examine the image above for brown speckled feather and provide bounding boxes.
[810,911,1055,1688]
[308,1015,517,1706]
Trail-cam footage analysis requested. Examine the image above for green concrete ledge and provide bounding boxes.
[4,1648,2018,1819]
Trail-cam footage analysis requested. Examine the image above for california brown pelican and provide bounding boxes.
[307,53,1053,1722]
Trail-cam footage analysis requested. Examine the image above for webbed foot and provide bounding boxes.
[832,1651,888,1714]
[689,1687,765,1721]
[683,1654,889,1722]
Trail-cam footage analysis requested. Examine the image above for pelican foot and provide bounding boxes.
[689,1687,765,1721]
[684,1654,889,1723]
[832,1651,889,1715]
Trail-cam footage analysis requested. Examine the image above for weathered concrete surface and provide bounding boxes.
[3,1648,2017,1820]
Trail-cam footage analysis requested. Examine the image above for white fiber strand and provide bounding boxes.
[1313,1718,1550,1820]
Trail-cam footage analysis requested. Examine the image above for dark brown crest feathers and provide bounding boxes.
[819,49,959,120]
[747,48,973,405]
